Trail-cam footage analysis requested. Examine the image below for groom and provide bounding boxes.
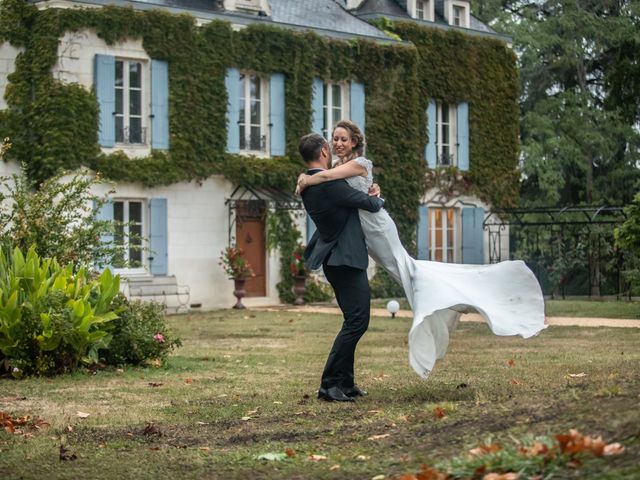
[298,133,384,402]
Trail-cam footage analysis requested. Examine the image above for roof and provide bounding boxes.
[29,0,397,42]
[270,0,392,41]
[355,0,507,41]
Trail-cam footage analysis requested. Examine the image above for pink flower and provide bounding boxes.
[153,333,165,343]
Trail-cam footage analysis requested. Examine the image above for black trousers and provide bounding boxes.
[320,263,371,390]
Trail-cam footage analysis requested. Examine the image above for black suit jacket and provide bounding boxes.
[302,170,384,270]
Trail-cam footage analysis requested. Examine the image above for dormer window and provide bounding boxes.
[445,1,470,28]
[224,0,271,16]
[409,0,434,21]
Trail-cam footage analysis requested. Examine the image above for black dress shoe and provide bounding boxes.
[317,386,354,402]
[343,385,368,397]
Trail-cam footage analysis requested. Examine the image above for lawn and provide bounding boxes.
[1,309,638,479]
[372,298,640,319]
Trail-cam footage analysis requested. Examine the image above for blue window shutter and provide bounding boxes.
[94,199,113,270]
[350,81,365,134]
[462,207,484,264]
[311,78,324,136]
[225,68,240,153]
[426,99,437,169]
[417,205,429,260]
[149,198,168,275]
[306,214,317,243]
[457,101,469,171]
[270,73,286,156]
[94,54,116,147]
[151,59,169,150]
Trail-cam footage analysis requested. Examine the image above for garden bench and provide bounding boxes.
[126,275,190,313]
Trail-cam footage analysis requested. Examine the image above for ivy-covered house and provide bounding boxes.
[0,0,519,309]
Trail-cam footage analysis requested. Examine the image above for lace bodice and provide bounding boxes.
[344,157,373,193]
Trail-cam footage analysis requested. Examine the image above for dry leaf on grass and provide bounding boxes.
[507,359,515,367]
[285,448,296,457]
[509,379,521,385]
[76,411,90,418]
[356,454,370,461]
[368,433,391,441]
[148,382,163,387]
[434,407,447,419]
[566,373,587,378]
[184,378,193,384]
[469,443,502,456]
[603,443,625,456]
[329,464,341,471]
[308,454,327,461]
[483,473,519,480]
[59,445,77,461]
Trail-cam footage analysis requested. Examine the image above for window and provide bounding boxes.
[322,82,349,140]
[436,102,457,166]
[239,73,267,153]
[429,208,457,262]
[115,60,146,145]
[113,199,146,270]
[453,5,464,26]
[416,0,427,20]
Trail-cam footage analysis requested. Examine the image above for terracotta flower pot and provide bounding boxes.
[292,275,306,305]
[233,277,247,309]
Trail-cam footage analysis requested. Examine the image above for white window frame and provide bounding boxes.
[322,82,350,140]
[114,59,148,146]
[238,72,270,155]
[429,207,458,263]
[436,102,458,167]
[408,0,434,21]
[446,0,470,28]
[112,198,147,274]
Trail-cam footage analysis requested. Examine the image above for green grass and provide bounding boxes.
[1,310,638,479]
[372,298,640,319]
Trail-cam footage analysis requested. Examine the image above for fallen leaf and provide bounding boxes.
[434,407,447,419]
[196,421,209,425]
[368,433,391,441]
[241,416,251,421]
[285,448,296,457]
[483,473,519,480]
[507,359,515,367]
[76,411,90,418]
[273,401,283,405]
[142,423,162,437]
[148,382,163,387]
[330,464,341,471]
[567,373,587,378]
[356,454,370,461]
[184,378,193,384]
[469,443,502,456]
[371,475,385,480]
[199,447,211,451]
[256,452,287,461]
[308,454,327,461]
[246,408,259,416]
[509,379,521,385]
[603,442,625,456]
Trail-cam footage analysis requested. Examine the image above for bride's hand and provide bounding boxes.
[295,173,310,195]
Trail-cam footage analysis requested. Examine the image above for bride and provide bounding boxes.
[297,120,547,378]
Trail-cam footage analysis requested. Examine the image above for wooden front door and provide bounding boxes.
[235,200,266,297]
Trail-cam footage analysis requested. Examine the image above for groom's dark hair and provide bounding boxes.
[299,133,327,163]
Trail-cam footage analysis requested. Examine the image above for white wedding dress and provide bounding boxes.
[346,157,547,378]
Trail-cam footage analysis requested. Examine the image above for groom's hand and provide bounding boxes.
[368,183,381,197]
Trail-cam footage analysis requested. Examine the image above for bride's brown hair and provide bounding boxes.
[332,120,365,161]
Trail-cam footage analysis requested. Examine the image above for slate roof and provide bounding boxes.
[29,0,395,42]
[355,0,506,40]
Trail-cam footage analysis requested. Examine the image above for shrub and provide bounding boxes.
[0,167,130,269]
[0,246,120,376]
[103,294,181,366]
[370,268,405,299]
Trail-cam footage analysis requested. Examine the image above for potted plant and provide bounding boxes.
[290,243,308,305]
[219,246,255,309]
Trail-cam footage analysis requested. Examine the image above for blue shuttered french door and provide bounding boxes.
[311,78,324,136]
[151,59,169,150]
[417,205,429,260]
[350,81,365,134]
[94,54,116,147]
[225,68,240,153]
[457,101,469,171]
[426,99,437,169]
[94,200,114,270]
[149,198,168,275]
[462,207,484,264]
[269,73,286,156]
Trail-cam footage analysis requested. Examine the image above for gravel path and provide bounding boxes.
[258,305,639,328]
